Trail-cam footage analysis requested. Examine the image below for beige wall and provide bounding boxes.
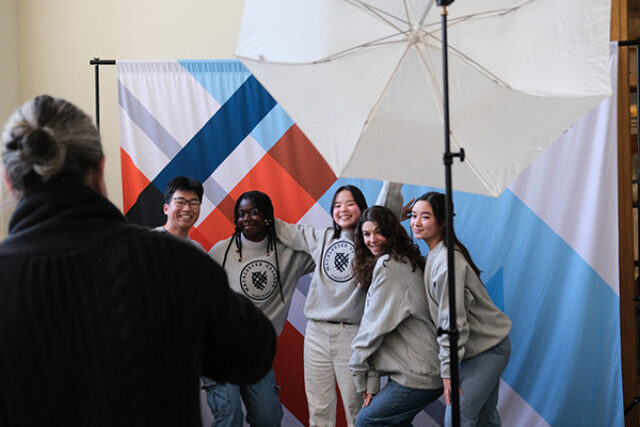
[0,0,244,239]
[0,0,19,237]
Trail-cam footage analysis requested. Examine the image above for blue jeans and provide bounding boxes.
[356,379,443,427]
[201,369,283,427]
[445,336,511,427]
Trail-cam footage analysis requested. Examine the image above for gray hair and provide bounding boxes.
[1,95,103,193]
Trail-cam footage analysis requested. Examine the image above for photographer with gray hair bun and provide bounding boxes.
[2,94,104,193]
[0,95,276,426]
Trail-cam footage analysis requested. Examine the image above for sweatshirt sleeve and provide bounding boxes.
[375,181,404,220]
[208,239,228,265]
[200,258,277,384]
[274,219,325,255]
[349,258,410,394]
[301,251,316,275]
[430,251,473,378]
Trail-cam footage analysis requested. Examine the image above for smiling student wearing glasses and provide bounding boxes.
[154,176,205,252]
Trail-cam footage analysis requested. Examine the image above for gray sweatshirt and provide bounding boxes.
[274,181,404,323]
[152,225,205,252]
[349,256,442,393]
[210,234,314,335]
[424,241,512,378]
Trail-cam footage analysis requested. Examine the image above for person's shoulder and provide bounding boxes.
[212,235,233,249]
[378,255,420,281]
[127,223,173,243]
[373,254,395,275]
[452,245,473,268]
[428,242,448,264]
[209,235,233,257]
[129,224,214,262]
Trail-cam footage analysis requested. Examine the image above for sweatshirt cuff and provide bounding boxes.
[353,373,368,393]
[441,361,450,379]
[367,373,381,394]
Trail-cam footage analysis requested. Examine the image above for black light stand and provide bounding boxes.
[437,1,463,427]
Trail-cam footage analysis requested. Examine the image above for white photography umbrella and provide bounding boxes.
[235,0,611,197]
[236,1,611,425]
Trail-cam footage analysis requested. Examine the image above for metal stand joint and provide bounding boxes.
[443,148,465,165]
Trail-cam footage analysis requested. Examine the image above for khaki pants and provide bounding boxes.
[304,319,363,427]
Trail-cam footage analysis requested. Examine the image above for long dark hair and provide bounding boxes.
[331,185,367,239]
[353,206,425,290]
[416,192,481,276]
[222,191,284,303]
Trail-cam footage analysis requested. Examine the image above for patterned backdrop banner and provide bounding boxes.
[117,49,622,426]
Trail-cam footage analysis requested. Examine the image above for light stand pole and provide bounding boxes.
[437,1,464,426]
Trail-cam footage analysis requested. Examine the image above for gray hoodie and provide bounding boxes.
[424,241,512,378]
[152,225,205,252]
[349,256,442,393]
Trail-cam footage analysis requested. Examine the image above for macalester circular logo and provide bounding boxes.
[240,260,278,301]
[322,241,355,283]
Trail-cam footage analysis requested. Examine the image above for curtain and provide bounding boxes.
[117,51,622,426]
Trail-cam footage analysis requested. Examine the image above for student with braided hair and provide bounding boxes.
[203,190,314,427]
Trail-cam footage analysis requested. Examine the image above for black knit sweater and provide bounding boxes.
[0,183,276,426]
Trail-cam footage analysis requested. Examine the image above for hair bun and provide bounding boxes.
[2,95,103,192]
[22,126,67,179]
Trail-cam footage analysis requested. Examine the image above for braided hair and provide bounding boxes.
[222,191,285,303]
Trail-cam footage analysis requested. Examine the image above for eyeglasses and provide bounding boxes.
[172,197,201,208]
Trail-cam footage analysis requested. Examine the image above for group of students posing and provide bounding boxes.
[167,178,512,427]
[0,94,510,427]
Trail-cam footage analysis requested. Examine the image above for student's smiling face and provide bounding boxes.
[236,197,267,242]
[163,189,201,234]
[410,200,443,248]
[361,220,387,257]
[332,190,362,231]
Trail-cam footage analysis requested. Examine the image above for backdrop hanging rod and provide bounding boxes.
[618,39,640,47]
[89,58,116,132]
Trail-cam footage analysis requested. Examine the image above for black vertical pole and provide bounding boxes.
[438,2,462,426]
[94,58,100,132]
[635,45,640,289]
[89,58,115,134]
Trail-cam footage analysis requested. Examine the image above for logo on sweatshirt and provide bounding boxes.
[323,241,354,283]
[240,260,278,300]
